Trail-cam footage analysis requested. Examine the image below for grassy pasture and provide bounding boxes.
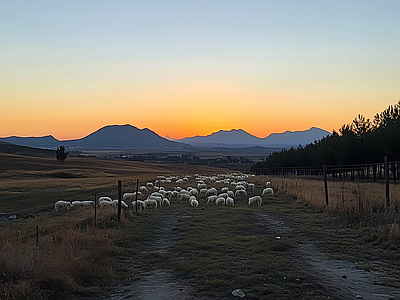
[1,153,400,299]
[260,174,400,244]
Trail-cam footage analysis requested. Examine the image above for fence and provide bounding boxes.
[252,156,400,211]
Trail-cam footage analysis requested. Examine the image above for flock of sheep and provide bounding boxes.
[54,173,274,213]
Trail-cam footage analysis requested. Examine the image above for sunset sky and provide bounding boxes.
[1,1,399,140]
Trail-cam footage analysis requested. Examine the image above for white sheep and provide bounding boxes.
[131,200,145,212]
[266,181,271,187]
[206,195,218,204]
[205,187,218,197]
[99,199,113,208]
[235,189,247,197]
[247,183,255,190]
[123,192,144,202]
[190,198,199,208]
[226,197,235,206]
[262,187,274,196]
[248,196,262,206]
[144,198,158,209]
[162,198,171,207]
[221,187,229,193]
[215,197,226,206]
[111,199,129,209]
[98,196,112,203]
[148,195,163,207]
[178,193,191,203]
[227,190,235,198]
[54,200,71,212]
[80,200,95,209]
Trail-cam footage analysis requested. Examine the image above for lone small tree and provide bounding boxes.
[56,146,68,163]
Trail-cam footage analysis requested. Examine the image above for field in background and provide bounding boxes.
[1,153,400,299]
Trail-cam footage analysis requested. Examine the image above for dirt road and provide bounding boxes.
[96,206,400,300]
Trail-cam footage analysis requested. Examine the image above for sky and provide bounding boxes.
[1,1,399,140]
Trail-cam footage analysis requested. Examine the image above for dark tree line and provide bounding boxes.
[251,101,400,170]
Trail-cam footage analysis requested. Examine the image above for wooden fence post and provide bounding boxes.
[323,164,329,206]
[118,180,122,222]
[385,156,390,207]
[94,193,97,225]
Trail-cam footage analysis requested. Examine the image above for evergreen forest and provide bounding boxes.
[251,101,400,170]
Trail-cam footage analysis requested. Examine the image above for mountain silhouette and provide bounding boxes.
[0,125,189,150]
[0,125,330,150]
[177,127,330,148]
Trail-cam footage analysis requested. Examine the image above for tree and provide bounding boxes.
[56,146,68,163]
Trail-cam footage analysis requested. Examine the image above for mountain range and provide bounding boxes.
[0,124,331,150]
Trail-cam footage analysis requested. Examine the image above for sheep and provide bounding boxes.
[221,187,229,193]
[178,193,191,203]
[248,196,262,206]
[197,183,207,190]
[99,199,113,208]
[200,188,208,197]
[131,200,145,212]
[266,181,271,187]
[225,197,235,206]
[146,182,154,190]
[247,183,255,190]
[217,192,228,199]
[123,192,144,202]
[262,187,274,196]
[98,196,112,203]
[235,189,247,197]
[139,186,149,194]
[206,195,218,204]
[190,198,199,208]
[144,198,158,209]
[54,200,71,212]
[235,184,246,191]
[227,190,235,198]
[215,197,226,206]
[162,198,171,207]
[80,200,95,209]
[111,199,129,209]
[148,195,163,207]
[205,188,218,197]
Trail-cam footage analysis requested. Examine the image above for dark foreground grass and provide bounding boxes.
[162,205,332,299]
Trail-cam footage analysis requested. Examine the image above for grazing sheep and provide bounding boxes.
[139,186,149,194]
[262,187,274,196]
[225,197,235,206]
[98,196,112,203]
[221,187,229,193]
[217,192,228,199]
[178,193,191,203]
[80,200,95,209]
[247,183,255,190]
[235,189,247,197]
[123,192,144,202]
[99,199,113,208]
[205,188,218,197]
[144,198,158,209]
[190,198,199,208]
[206,195,218,204]
[148,195,163,207]
[131,200,145,212]
[215,197,226,206]
[248,196,262,207]
[162,198,171,207]
[111,199,129,209]
[54,200,71,212]
[266,182,271,187]
[227,190,235,198]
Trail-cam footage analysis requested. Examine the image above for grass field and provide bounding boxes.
[1,153,400,299]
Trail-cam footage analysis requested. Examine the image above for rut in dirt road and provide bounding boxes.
[99,211,197,300]
[252,210,400,300]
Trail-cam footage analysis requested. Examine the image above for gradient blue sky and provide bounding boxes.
[1,0,399,139]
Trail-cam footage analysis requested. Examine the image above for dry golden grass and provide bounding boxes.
[252,174,400,242]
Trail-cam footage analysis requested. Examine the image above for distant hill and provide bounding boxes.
[0,141,55,157]
[0,125,190,150]
[0,125,331,150]
[177,127,331,148]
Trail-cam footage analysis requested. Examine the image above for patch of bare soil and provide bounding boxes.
[97,211,198,300]
[252,211,400,300]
